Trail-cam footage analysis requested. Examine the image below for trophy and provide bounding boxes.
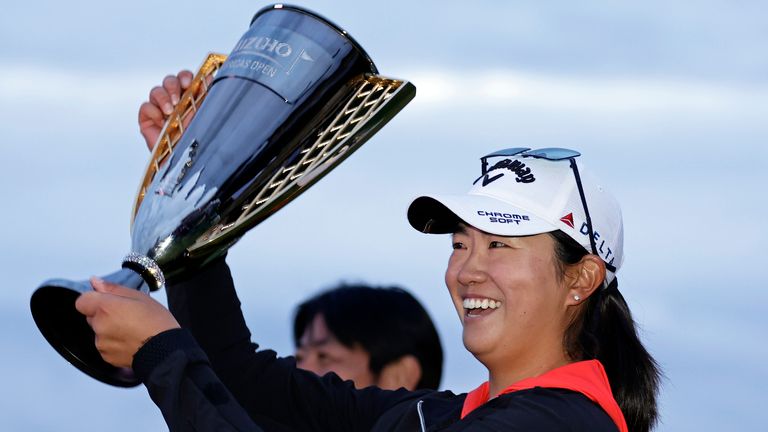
[30,4,415,387]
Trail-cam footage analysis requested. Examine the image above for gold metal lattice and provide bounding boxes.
[187,75,413,255]
[239,76,401,222]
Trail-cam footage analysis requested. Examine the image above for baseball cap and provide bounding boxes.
[407,147,624,280]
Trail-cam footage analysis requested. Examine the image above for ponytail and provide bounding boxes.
[552,231,661,432]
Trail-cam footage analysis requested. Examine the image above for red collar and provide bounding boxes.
[460,360,627,432]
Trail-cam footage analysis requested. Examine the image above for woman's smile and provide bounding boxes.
[462,296,502,318]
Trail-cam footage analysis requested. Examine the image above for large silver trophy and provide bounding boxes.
[30,4,415,387]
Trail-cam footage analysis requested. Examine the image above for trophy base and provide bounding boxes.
[30,268,147,387]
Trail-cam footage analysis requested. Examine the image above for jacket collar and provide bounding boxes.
[461,360,627,432]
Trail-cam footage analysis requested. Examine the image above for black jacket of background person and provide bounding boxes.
[132,258,618,432]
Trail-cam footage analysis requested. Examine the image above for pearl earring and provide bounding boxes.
[573,295,581,302]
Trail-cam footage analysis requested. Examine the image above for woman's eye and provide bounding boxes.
[489,240,508,248]
[452,242,465,250]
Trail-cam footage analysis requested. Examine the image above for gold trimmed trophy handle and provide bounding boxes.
[131,53,228,225]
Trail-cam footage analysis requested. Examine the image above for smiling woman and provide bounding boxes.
[73,140,663,431]
[407,147,661,431]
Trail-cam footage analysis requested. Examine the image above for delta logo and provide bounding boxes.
[560,213,575,229]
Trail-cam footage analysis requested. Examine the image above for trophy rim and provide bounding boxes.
[252,3,378,74]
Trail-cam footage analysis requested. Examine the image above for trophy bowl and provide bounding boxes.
[30,3,416,387]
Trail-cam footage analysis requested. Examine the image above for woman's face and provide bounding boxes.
[445,224,571,371]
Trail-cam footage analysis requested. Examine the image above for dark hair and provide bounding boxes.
[550,230,661,432]
[293,284,443,390]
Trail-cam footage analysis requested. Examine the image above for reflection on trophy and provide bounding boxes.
[30,4,416,387]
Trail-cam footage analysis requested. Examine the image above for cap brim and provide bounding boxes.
[407,194,559,236]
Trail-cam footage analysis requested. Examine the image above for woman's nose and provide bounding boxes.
[456,249,487,286]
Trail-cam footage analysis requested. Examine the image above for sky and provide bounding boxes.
[1,0,766,430]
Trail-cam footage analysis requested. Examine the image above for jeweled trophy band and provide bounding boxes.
[30,4,416,387]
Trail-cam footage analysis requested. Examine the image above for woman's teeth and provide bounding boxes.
[463,298,501,310]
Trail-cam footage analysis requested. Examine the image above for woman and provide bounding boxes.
[76,77,660,431]
[405,147,661,431]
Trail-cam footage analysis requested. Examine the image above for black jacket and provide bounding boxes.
[133,258,618,431]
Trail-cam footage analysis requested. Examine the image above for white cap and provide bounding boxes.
[407,149,624,279]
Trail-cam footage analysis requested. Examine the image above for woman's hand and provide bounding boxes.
[75,278,180,368]
[138,70,194,150]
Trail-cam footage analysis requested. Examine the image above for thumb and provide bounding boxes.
[90,277,144,299]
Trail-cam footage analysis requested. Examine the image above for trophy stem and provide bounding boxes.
[30,267,148,387]
[122,253,166,292]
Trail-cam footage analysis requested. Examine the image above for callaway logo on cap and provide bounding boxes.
[407,147,624,279]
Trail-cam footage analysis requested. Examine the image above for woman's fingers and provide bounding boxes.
[138,70,195,151]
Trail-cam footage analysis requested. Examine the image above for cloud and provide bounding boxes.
[0,64,768,113]
[0,65,156,109]
[402,68,768,114]
[6,63,763,119]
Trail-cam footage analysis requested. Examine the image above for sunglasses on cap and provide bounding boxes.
[480,147,616,273]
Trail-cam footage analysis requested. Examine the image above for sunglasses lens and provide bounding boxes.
[524,147,581,160]
[481,147,531,159]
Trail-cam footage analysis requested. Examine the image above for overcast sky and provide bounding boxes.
[1,1,766,431]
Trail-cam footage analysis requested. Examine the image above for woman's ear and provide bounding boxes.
[565,255,606,306]
[375,355,422,391]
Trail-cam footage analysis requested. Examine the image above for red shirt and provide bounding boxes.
[461,360,628,432]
